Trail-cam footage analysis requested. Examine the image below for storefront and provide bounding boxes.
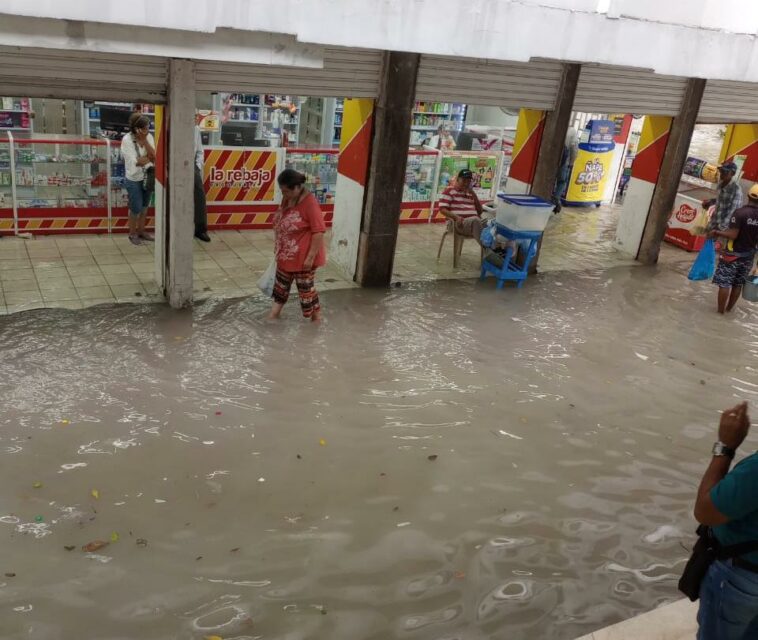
[2,90,512,237]
[1,99,160,235]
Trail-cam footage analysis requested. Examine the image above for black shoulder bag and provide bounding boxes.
[132,136,156,192]
[679,525,758,601]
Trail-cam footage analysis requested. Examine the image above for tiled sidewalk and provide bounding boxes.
[0,230,357,314]
[0,234,160,314]
[0,209,693,315]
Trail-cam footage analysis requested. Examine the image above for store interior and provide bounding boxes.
[0,92,726,313]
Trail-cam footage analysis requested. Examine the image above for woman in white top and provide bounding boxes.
[121,113,156,246]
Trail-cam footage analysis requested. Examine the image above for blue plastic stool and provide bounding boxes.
[480,224,542,289]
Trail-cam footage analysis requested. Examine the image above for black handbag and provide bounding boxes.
[679,525,758,601]
[143,166,156,192]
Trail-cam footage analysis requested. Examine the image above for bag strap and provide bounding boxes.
[700,526,758,559]
[717,540,758,560]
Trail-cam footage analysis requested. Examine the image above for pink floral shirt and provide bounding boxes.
[273,193,326,272]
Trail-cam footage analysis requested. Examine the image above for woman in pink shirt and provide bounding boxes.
[268,169,326,322]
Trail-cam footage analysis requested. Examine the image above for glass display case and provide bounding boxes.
[11,136,109,209]
[284,149,338,205]
[0,137,11,211]
[404,151,438,202]
[1,133,115,234]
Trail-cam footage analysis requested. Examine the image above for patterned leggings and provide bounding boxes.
[272,269,320,318]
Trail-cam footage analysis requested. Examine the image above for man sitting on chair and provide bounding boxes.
[439,169,484,245]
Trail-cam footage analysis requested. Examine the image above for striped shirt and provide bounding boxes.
[439,186,479,217]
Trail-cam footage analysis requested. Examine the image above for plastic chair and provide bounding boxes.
[437,211,494,267]
[436,224,468,268]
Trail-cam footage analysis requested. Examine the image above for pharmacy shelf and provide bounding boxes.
[0,109,30,114]
[0,127,32,131]
[231,103,261,108]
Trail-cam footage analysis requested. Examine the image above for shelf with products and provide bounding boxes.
[404,151,438,203]
[0,96,32,133]
[284,148,339,205]
[409,102,466,149]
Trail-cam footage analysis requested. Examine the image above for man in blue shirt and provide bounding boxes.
[694,401,758,639]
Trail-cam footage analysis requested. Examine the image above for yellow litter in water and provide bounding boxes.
[204,636,223,640]
[32,482,42,489]
[110,532,119,543]
[91,489,100,499]
[319,438,326,446]
[60,419,70,425]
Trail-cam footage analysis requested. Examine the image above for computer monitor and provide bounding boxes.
[99,106,132,139]
[221,122,258,146]
[455,131,476,151]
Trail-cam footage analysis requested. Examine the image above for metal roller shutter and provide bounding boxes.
[415,56,563,110]
[195,48,383,98]
[698,80,758,123]
[0,46,168,103]
[574,65,687,116]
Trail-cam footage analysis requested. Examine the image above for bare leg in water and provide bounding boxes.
[717,287,730,314]
[726,286,742,312]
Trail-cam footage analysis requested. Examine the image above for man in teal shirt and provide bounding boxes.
[694,401,758,639]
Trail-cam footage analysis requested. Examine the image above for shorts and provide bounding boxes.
[125,178,152,217]
[712,256,754,288]
[446,215,483,244]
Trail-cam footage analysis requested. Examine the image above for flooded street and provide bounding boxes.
[1,261,757,640]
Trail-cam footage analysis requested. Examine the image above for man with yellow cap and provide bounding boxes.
[710,183,758,313]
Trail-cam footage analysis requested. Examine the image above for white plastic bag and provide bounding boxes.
[257,260,276,297]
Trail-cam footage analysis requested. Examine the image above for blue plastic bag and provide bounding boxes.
[688,238,716,281]
[480,222,496,249]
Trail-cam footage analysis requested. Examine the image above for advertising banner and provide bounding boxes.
[203,148,279,203]
[438,153,499,201]
[565,149,613,204]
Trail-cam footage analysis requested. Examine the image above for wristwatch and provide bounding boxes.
[712,441,736,459]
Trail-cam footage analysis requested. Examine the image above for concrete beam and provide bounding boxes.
[531,63,581,202]
[166,58,195,308]
[355,51,420,287]
[637,78,706,264]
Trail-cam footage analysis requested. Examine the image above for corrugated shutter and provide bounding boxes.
[0,46,168,103]
[415,56,563,110]
[195,48,383,98]
[698,81,758,123]
[574,65,686,116]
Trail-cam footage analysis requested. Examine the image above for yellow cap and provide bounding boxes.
[750,184,758,200]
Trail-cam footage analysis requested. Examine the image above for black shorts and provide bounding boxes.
[712,256,754,288]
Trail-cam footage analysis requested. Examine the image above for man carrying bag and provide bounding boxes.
[682,401,758,639]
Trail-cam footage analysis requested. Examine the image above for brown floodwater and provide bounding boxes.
[1,261,756,640]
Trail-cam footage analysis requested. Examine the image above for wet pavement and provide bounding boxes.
[1,255,757,640]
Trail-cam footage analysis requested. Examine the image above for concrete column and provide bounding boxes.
[355,51,420,287]
[530,63,581,202]
[330,99,375,280]
[637,78,706,264]
[166,59,195,308]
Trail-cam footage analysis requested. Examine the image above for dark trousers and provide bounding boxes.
[194,166,208,235]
